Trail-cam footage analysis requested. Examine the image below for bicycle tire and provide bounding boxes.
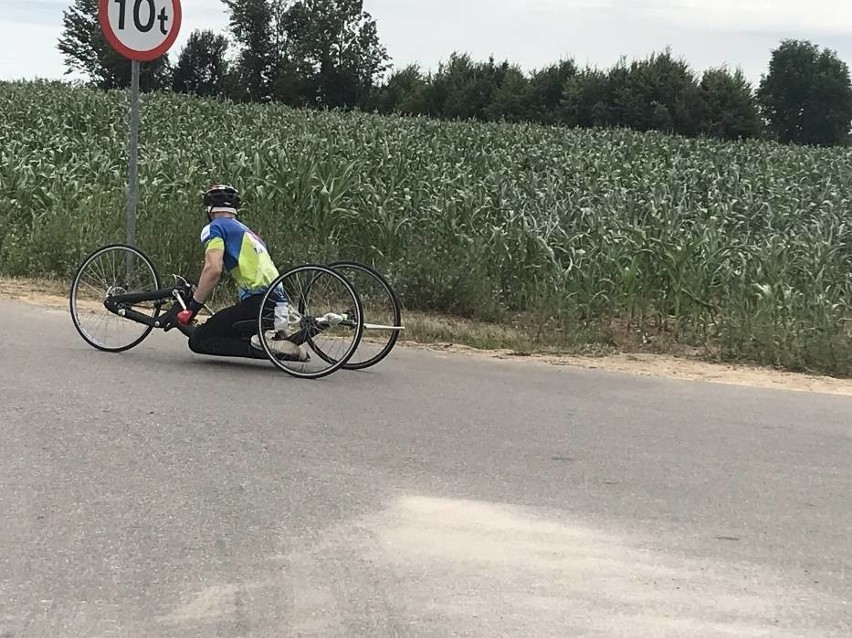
[257,265,364,379]
[327,260,403,370]
[69,243,162,353]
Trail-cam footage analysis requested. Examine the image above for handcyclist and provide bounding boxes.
[166,184,309,362]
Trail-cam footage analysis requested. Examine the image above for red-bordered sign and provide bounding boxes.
[99,0,182,62]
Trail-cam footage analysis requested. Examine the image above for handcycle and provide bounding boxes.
[68,244,404,379]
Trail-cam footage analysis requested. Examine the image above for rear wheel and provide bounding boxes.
[328,261,403,370]
[69,244,162,352]
[256,265,363,379]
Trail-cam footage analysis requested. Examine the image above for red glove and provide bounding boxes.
[178,298,204,326]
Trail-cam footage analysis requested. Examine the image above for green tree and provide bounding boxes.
[57,0,171,91]
[279,0,391,108]
[427,53,512,121]
[373,64,430,115]
[223,0,390,108]
[699,67,761,140]
[172,30,231,97]
[485,64,529,122]
[525,59,577,124]
[757,39,852,146]
[222,0,276,101]
[562,67,613,128]
[609,49,706,136]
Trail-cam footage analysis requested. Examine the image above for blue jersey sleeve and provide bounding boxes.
[200,220,226,252]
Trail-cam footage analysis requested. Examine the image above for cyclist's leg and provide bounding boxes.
[188,296,266,359]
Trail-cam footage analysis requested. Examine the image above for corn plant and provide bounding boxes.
[1,80,850,375]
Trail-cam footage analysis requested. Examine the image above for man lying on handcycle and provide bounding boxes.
[164,184,309,362]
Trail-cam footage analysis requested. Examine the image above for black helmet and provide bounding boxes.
[203,184,241,219]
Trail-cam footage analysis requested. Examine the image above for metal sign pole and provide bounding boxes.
[101,0,181,250]
[126,59,140,247]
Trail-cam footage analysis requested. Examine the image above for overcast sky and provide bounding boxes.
[1,1,850,88]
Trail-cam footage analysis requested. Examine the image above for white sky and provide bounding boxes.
[1,1,850,88]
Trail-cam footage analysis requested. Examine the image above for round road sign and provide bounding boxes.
[99,0,182,62]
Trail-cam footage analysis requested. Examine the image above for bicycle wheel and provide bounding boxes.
[70,244,162,352]
[256,265,364,379]
[328,261,403,370]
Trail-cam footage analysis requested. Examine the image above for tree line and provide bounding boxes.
[58,0,852,146]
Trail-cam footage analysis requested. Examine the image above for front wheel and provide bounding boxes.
[256,265,364,379]
[69,244,162,352]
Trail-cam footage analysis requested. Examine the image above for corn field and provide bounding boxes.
[1,80,850,375]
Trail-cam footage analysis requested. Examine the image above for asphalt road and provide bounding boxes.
[0,299,850,637]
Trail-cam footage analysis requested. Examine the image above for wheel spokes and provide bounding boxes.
[258,266,362,379]
[328,261,402,370]
[70,245,160,352]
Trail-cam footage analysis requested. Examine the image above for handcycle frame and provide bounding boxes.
[101,276,198,338]
[69,243,404,378]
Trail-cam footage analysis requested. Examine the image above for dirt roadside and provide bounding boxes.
[2,277,850,397]
[406,342,852,397]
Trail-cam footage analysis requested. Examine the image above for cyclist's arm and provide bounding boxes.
[193,248,224,304]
